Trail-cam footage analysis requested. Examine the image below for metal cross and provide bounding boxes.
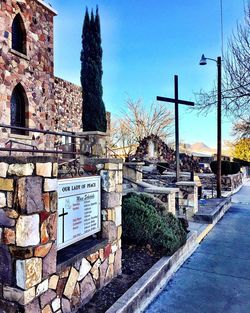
[157,75,194,181]
[59,207,68,243]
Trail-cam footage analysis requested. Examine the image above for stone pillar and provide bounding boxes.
[0,156,58,312]
[79,131,109,160]
[83,158,123,282]
[123,162,144,183]
[176,181,198,219]
[49,157,123,312]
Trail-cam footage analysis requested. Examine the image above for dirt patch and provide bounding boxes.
[77,244,163,313]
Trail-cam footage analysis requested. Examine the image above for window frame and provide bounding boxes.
[11,13,27,56]
[10,84,28,135]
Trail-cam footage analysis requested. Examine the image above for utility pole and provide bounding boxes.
[217,56,222,198]
[199,54,222,198]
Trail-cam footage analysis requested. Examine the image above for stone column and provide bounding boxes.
[79,131,109,161]
[176,181,198,219]
[0,156,58,312]
[82,158,123,283]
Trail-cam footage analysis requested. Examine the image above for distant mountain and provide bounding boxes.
[180,141,232,157]
[191,142,214,153]
[180,142,215,155]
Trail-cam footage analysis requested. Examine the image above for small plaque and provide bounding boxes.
[57,176,101,250]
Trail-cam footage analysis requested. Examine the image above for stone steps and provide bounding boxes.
[194,197,231,223]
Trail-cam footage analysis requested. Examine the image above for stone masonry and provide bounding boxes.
[0,156,123,312]
[54,77,82,133]
[0,0,57,150]
[176,181,198,219]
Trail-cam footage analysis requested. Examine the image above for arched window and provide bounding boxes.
[10,84,28,134]
[12,14,26,55]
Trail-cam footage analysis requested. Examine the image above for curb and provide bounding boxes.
[106,198,231,313]
[106,232,198,313]
[196,198,231,243]
[195,197,231,223]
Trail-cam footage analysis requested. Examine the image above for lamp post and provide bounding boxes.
[199,54,222,198]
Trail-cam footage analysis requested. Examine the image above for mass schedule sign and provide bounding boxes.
[57,176,101,250]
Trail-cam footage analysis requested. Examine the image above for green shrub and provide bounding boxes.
[139,193,168,215]
[231,162,241,174]
[122,193,187,255]
[210,160,241,175]
[233,158,250,167]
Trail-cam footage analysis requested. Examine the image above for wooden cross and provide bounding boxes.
[157,75,194,181]
[59,207,68,243]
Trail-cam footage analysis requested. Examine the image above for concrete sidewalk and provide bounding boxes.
[145,181,250,313]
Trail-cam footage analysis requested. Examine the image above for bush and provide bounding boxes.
[210,160,230,175]
[231,162,241,174]
[139,193,168,215]
[210,160,241,175]
[233,158,250,167]
[122,193,187,255]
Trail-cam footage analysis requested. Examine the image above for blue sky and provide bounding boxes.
[49,0,246,148]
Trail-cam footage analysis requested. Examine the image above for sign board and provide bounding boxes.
[57,176,101,250]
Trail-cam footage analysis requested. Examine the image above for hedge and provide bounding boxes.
[210,160,240,175]
[122,193,187,255]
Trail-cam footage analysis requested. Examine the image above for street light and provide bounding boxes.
[199,54,222,198]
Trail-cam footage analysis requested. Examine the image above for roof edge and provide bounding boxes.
[35,0,58,16]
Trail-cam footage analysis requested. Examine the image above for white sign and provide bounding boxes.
[57,176,101,250]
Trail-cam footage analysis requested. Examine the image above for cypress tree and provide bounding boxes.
[81,7,107,132]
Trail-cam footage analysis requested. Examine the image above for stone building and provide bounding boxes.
[0,2,122,312]
[0,0,84,152]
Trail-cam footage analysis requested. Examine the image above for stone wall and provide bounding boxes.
[0,156,58,312]
[198,173,243,193]
[54,77,82,133]
[54,77,111,136]
[123,162,144,183]
[0,0,56,150]
[0,156,122,312]
[221,173,243,191]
